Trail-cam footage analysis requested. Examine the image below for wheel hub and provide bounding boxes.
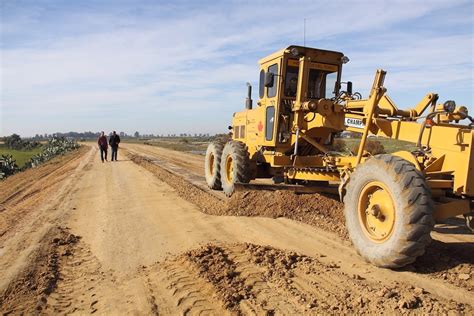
[225,156,234,182]
[209,153,215,175]
[358,182,395,242]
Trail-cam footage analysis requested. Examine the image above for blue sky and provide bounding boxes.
[1,0,473,136]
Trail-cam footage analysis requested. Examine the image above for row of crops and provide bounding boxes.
[0,137,80,180]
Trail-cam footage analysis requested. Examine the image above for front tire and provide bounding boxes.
[220,141,251,196]
[205,140,226,190]
[344,154,434,268]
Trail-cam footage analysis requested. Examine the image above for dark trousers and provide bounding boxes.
[111,146,118,161]
[100,146,108,162]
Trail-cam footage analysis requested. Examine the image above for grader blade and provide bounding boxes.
[234,182,338,195]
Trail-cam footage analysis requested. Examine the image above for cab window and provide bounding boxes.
[265,106,275,141]
[267,64,278,98]
[259,70,265,98]
[325,72,337,98]
[308,69,337,99]
[284,66,299,97]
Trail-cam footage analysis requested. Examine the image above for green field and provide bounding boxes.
[0,145,43,167]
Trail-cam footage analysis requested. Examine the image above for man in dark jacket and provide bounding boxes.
[109,131,121,161]
[97,131,108,162]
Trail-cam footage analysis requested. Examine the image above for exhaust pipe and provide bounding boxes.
[245,82,252,110]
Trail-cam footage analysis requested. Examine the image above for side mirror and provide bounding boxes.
[264,72,274,87]
[347,81,353,95]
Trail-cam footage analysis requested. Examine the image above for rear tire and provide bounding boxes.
[220,141,251,196]
[205,140,226,190]
[344,154,434,268]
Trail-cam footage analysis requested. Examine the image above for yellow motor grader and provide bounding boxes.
[205,45,474,268]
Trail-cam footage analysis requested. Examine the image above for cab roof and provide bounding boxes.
[258,45,344,65]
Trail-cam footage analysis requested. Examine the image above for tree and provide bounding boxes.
[134,131,140,138]
[5,134,22,149]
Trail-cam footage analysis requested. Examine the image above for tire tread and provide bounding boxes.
[344,154,434,268]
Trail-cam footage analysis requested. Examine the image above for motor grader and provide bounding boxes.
[205,45,474,268]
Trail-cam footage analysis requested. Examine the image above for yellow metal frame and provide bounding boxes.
[433,199,471,220]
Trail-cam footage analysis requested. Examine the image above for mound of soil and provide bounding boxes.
[229,190,347,239]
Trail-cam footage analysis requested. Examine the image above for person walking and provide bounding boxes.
[98,131,108,162]
[109,131,121,161]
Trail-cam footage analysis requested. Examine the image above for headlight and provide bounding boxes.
[443,100,456,113]
[290,47,299,57]
[341,56,350,64]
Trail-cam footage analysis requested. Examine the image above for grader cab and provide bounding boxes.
[205,45,474,268]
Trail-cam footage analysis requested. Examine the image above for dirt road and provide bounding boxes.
[1,144,472,314]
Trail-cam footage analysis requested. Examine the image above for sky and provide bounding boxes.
[1,0,473,137]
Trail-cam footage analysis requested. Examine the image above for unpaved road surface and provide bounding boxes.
[0,144,472,314]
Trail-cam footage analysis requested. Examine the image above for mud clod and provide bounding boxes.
[183,245,253,310]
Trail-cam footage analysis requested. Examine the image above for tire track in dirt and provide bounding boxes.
[141,260,227,315]
[45,239,106,314]
[0,227,80,314]
[142,243,471,314]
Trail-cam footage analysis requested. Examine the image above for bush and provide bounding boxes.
[352,140,385,155]
[330,139,347,152]
[5,134,23,150]
[0,154,19,179]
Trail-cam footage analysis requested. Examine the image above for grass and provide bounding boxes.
[0,145,43,167]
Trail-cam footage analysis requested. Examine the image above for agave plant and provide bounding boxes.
[0,154,19,178]
[27,136,80,168]
[0,157,5,180]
